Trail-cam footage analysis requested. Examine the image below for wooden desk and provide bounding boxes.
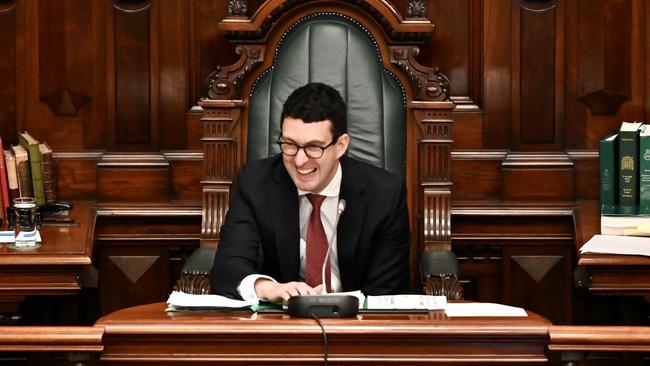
[0,201,95,313]
[578,253,650,300]
[549,325,650,365]
[96,302,551,365]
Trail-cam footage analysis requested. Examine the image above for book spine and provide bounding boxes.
[40,149,57,203]
[15,158,33,198]
[599,133,618,215]
[619,128,640,214]
[641,131,650,214]
[4,150,19,201]
[0,138,9,218]
[19,136,45,205]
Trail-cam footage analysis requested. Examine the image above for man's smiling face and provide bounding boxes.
[280,117,349,193]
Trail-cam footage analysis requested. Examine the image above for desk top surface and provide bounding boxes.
[0,201,95,266]
[96,302,551,336]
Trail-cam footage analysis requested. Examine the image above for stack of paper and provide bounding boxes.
[445,303,527,317]
[166,291,258,312]
[580,234,650,257]
[366,295,446,310]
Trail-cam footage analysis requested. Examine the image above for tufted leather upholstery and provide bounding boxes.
[248,14,406,177]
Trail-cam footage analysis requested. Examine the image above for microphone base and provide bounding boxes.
[287,295,359,318]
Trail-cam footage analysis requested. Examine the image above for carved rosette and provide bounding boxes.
[206,45,265,100]
[227,0,248,16]
[390,46,451,102]
[407,0,428,19]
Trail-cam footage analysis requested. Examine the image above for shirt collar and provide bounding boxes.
[297,162,342,198]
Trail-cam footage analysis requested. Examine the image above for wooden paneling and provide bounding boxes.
[0,1,17,142]
[96,155,170,203]
[113,1,152,146]
[1,0,648,327]
[426,0,482,109]
[519,1,557,145]
[94,210,201,315]
[482,0,511,149]
[38,0,92,116]
[158,0,188,149]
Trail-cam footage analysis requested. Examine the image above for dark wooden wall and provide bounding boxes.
[1,0,649,326]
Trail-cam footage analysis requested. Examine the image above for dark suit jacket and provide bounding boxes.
[210,154,410,299]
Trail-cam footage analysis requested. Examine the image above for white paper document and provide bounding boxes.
[445,302,527,317]
[166,291,258,311]
[579,234,650,257]
[366,295,447,310]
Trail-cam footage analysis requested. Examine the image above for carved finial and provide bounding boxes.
[422,274,463,300]
[228,0,248,16]
[174,270,212,295]
[407,0,428,19]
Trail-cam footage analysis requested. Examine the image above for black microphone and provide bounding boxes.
[320,199,346,295]
[287,198,359,317]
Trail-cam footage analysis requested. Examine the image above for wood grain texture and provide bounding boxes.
[0,1,17,141]
[96,302,550,365]
[0,326,103,352]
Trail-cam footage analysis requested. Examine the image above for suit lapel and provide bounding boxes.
[270,162,300,282]
[337,157,366,291]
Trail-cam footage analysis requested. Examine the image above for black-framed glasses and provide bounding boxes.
[277,137,336,159]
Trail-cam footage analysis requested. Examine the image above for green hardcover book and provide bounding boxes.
[640,125,650,214]
[618,121,643,214]
[18,131,46,205]
[599,131,618,215]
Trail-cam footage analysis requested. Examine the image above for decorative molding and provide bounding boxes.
[227,0,248,16]
[174,270,212,294]
[206,45,265,100]
[218,0,434,42]
[579,90,630,116]
[109,255,158,284]
[512,255,562,283]
[407,0,428,19]
[390,46,451,101]
[422,274,463,300]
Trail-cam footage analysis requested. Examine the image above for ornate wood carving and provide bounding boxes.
[407,0,428,19]
[228,0,248,16]
[390,46,450,101]
[206,45,265,100]
[422,274,463,300]
[174,271,212,295]
[198,100,243,245]
[412,103,454,252]
[218,0,434,42]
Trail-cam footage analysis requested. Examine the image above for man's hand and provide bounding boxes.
[254,279,322,302]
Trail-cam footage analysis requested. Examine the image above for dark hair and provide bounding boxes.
[280,82,347,139]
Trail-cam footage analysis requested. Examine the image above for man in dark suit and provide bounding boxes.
[210,82,410,302]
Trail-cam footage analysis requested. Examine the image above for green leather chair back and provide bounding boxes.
[248,14,406,177]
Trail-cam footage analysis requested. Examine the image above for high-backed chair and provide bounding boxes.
[177,0,458,297]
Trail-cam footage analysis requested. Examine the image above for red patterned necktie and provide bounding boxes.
[305,194,331,291]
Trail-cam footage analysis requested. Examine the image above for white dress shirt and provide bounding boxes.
[237,163,343,300]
